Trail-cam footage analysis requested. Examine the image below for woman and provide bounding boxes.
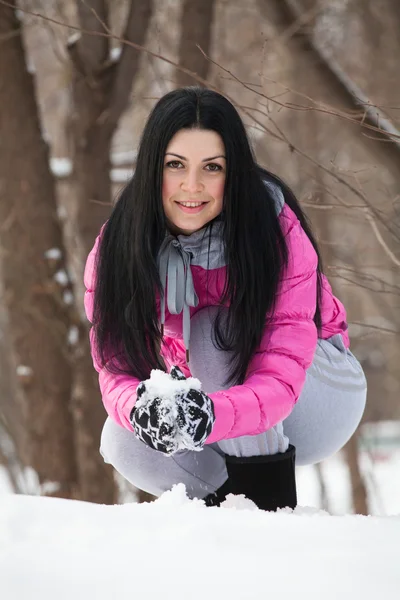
[84,87,367,511]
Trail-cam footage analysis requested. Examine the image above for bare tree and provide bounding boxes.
[68,0,154,260]
[344,432,368,515]
[0,2,78,498]
[65,1,154,503]
[256,0,398,514]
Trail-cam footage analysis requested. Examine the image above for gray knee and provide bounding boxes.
[100,417,136,467]
[99,417,164,495]
[99,417,227,498]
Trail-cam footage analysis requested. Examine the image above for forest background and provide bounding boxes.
[0,0,399,516]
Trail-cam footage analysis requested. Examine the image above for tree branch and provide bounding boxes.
[2,0,399,249]
[328,266,400,296]
[282,0,400,150]
[349,321,398,335]
[285,0,400,149]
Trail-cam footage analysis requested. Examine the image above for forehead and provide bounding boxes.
[166,129,225,156]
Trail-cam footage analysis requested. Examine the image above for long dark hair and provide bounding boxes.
[93,87,323,385]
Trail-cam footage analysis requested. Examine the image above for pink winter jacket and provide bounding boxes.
[84,201,349,444]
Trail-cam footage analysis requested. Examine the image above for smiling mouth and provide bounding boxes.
[175,201,208,214]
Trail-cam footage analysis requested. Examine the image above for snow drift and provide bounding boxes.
[1,484,399,600]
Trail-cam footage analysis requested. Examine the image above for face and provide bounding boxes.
[162,129,226,236]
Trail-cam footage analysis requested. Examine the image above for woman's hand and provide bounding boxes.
[130,366,215,454]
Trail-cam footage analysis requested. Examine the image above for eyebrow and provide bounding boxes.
[165,152,226,162]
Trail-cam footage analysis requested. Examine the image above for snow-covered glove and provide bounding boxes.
[130,366,215,455]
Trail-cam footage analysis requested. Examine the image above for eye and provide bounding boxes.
[205,163,223,172]
[165,160,183,169]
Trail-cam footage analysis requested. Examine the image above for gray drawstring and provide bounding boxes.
[157,236,199,363]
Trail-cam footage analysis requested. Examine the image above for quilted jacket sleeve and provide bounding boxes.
[206,205,318,444]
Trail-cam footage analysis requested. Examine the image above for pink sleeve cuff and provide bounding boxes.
[206,391,235,444]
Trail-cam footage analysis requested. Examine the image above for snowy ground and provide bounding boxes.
[1,484,399,600]
[1,422,399,599]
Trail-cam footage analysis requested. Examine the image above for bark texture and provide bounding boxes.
[0,3,78,498]
[69,0,154,260]
[176,0,215,86]
[344,433,369,515]
[66,1,154,503]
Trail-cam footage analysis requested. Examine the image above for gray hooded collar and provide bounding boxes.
[157,220,225,362]
[157,180,285,362]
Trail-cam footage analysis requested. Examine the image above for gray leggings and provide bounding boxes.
[100,307,367,500]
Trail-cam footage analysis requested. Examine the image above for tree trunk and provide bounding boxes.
[72,323,116,503]
[314,464,329,512]
[0,273,27,492]
[0,271,25,461]
[70,89,113,268]
[64,0,154,504]
[0,4,78,498]
[176,0,216,86]
[344,432,369,515]
[70,0,154,261]
[67,30,116,505]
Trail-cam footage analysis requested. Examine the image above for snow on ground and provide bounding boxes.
[1,422,399,598]
[1,484,399,600]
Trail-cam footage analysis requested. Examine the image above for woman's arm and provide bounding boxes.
[206,205,318,444]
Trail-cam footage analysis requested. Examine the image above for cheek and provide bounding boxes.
[209,178,225,204]
[162,174,177,203]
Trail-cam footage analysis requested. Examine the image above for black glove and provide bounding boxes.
[130,366,215,454]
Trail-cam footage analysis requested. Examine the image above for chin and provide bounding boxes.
[177,224,205,235]
[170,218,209,236]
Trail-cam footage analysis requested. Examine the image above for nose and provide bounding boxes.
[180,168,203,194]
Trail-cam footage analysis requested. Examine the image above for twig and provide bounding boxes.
[273,1,322,46]
[364,211,400,267]
[349,321,398,335]
[282,0,400,149]
[1,0,399,250]
[196,44,400,142]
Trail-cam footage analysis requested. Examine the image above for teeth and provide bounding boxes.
[180,202,203,207]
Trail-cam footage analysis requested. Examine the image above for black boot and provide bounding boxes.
[225,445,297,511]
[203,477,231,507]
